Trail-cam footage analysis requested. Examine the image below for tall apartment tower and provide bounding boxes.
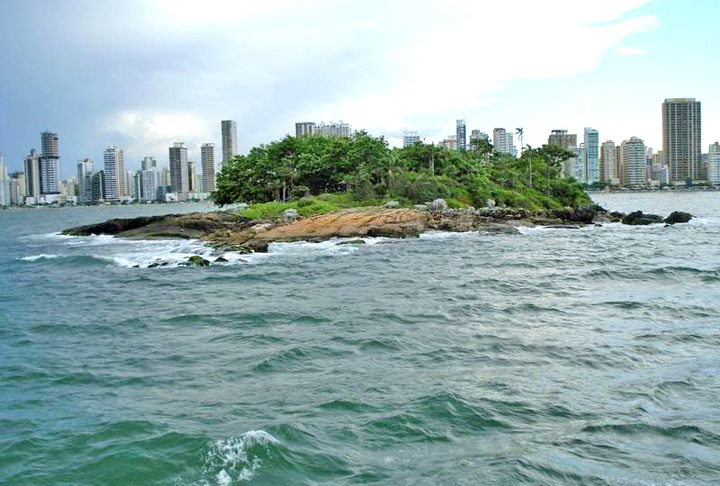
[548,129,578,149]
[708,142,720,186]
[621,137,647,187]
[296,122,316,137]
[76,158,95,204]
[141,156,157,171]
[600,140,618,184]
[584,128,599,184]
[456,120,467,152]
[493,128,513,155]
[662,98,702,184]
[221,120,238,168]
[403,131,420,148]
[24,149,41,199]
[201,143,216,192]
[169,142,189,200]
[39,131,61,194]
[103,146,125,201]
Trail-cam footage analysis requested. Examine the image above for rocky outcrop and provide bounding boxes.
[664,211,694,225]
[63,212,238,239]
[621,211,664,225]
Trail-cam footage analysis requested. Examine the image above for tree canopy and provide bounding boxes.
[213,132,590,210]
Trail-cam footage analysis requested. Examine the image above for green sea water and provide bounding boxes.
[1,193,720,485]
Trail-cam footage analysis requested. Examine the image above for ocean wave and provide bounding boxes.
[19,254,119,266]
[202,430,279,484]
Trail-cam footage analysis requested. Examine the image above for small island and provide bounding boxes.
[62,132,693,262]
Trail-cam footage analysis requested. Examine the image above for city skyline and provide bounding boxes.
[0,1,719,177]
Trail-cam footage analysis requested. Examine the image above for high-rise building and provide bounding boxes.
[315,121,352,138]
[295,122,316,137]
[39,131,61,194]
[201,143,216,192]
[76,159,95,204]
[139,169,160,203]
[403,131,420,148]
[708,142,720,186]
[169,142,189,200]
[493,128,513,155]
[188,161,199,193]
[662,98,702,184]
[23,149,41,199]
[103,146,125,201]
[141,156,157,171]
[621,137,646,187]
[600,140,618,184]
[441,136,457,151]
[548,129,578,150]
[584,128,599,184]
[221,120,238,168]
[456,120,467,152]
[0,156,8,207]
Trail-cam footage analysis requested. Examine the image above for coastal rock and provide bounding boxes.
[214,256,230,263]
[384,200,400,209]
[621,211,664,225]
[430,199,448,214]
[478,224,520,235]
[336,239,366,246]
[187,255,210,266]
[62,212,238,239]
[413,204,429,212]
[283,209,300,222]
[664,211,694,225]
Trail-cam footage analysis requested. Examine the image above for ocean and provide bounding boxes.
[1,192,719,485]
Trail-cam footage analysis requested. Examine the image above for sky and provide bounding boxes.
[0,0,718,177]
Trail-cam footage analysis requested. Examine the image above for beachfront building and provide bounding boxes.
[600,140,619,185]
[662,98,702,184]
[39,131,61,194]
[221,120,238,169]
[24,149,41,200]
[169,142,189,201]
[708,142,720,186]
[493,128,514,155]
[103,146,125,202]
[621,137,647,187]
[201,143,216,192]
[295,122,316,137]
[403,131,420,148]
[584,128,599,184]
[76,158,95,204]
[456,120,467,152]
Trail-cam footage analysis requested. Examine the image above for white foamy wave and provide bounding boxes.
[420,230,478,240]
[202,430,278,484]
[20,254,62,262]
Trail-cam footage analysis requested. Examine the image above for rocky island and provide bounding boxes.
[62,132,694,264]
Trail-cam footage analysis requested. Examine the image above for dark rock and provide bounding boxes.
[478,224,520,235]
[664,211,694,225]
[621,211,664,225]
[242,239,269,253]
[214,256,230,263]
[336,239,366,246]
[187,255,210,266]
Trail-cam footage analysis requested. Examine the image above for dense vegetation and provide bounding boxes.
[213,131,591,211]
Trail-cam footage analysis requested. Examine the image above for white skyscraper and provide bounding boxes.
[103,146,125,201]
[708,142,720,186]
[456,120,466,152]
[584,127,599,184]
[0,155,9,207]
[76,158,95,204]
[493,128,513,155]
[621,137,646,187]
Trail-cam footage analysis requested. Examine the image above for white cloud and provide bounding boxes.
[616,46,647,56]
